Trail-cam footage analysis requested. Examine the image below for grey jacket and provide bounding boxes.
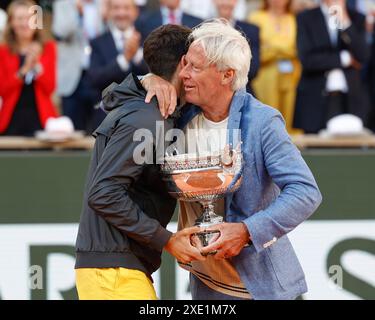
[52,0,105,97]
[75,74,176,276]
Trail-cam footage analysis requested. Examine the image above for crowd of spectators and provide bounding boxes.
[0,0,374,136]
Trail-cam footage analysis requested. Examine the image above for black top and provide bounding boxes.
[75,74,176,276]
[4,55,42,136]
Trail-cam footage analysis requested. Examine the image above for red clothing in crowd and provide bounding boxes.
[0,40,58,133]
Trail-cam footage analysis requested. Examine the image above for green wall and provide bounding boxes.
[0,149,374,299]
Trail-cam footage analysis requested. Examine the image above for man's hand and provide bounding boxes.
[124,31,141,62]
[200,222,251,260]
[164,226,206,264]
[141,74,178,118]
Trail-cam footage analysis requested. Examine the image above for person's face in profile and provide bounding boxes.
[179,44,225,107]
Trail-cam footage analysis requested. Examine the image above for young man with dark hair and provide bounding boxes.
[143,24,192,80]
[75,24,204,300]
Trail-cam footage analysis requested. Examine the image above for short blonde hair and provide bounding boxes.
[189,19,251,91]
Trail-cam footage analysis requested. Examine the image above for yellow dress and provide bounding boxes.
[248,10,302,133]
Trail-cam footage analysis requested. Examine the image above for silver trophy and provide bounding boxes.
[160,146,242,255]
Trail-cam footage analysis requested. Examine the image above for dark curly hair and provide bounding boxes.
[143,24,192,81]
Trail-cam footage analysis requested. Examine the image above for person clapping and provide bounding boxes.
[0,0,58,136]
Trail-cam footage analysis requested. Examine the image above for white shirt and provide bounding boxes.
[176,113,251,299]
[175,113,229,155]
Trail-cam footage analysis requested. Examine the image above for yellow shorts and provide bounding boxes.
[75,267,158,300]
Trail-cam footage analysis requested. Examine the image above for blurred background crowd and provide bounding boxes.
[0,0,375,136]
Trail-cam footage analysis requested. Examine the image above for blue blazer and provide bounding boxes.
[234,20,260,93]
[136,10,203,40]
[178,91,322,300]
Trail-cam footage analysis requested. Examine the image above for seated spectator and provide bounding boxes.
[0,0,58,136]
[214,0,260,94]
[137,0,202,39]
[249,0,301,133]
[294,0,371,133]
[88,0,149,129]
[53,0,106,133]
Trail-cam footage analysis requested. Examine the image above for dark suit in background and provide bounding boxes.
[346,0,357,10]
[87,31,148,130]
[89,32,147,93]
[136,8,202,40]
[294,7,370,133]
[234,20,260,94]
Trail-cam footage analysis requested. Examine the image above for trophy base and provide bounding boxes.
[194,230,220,256]
[193,202,223,256]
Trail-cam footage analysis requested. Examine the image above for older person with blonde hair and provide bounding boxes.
[142,19,322,300]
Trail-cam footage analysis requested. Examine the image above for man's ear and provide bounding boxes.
[175,56,186,74]
[180,55,186,67]
[221,69,235,86]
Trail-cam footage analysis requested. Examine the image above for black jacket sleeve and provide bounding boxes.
[87,117,172,252]
[88,40,127,90]
[88,39,148,91]
[339,13,369,64]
